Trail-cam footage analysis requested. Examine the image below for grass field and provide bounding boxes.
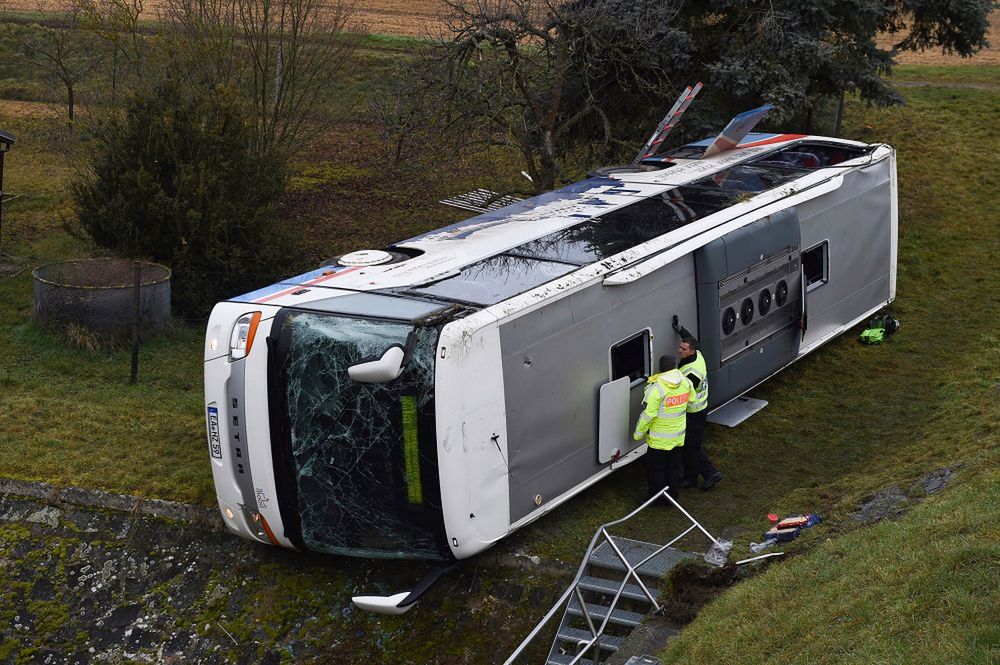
[0,16,998,663]
[891,64,1000,85]
[646,83,1000,664]
[662,463,1000,663]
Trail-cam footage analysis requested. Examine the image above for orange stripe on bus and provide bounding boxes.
[259,514,280,546]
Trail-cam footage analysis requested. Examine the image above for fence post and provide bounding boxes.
[0,132,14,255]
[130,261,140,384]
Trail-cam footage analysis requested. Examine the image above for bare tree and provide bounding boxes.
[75,0,145,98]
[394,0,993,195]
[396,0,687,193]
[442,0,584,191]
[162,0,363,160]
[2,1,105,122]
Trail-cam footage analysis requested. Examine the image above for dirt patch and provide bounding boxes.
[852,486,910,524]
[0,98,63,119]
[4,0,448,37]
[656,562,739,625]
[895,81,1000,90]
[852,467,956,524]
[354,0,448,37]
[913,467,955,495]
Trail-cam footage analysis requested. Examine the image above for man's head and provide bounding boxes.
[678,336,698,359]
[658,355,677,372]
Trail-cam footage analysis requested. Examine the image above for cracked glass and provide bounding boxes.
[407,255,576,305]
[280,312,445,559]
[509,191,719,265]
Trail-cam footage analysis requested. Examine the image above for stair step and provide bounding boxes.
[546,654,597,665]
[554,626,624,653]
[588,536,697,579]
[577,575,659,603]
[567,598,644,628]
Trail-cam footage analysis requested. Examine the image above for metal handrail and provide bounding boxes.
[504,490,669,664]
[601,528,660,610]
[504,486,720,664]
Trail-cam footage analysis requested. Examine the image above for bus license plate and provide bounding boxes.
[207,406,222,459]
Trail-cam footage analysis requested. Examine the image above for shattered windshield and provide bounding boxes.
[276,312,446,559]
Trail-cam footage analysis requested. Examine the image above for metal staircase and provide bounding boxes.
[505,488,726,665]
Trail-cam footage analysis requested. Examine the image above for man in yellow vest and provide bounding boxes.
[677,336,723,491]
[633,355,696,501]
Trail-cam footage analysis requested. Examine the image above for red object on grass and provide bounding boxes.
[767,513,779,523]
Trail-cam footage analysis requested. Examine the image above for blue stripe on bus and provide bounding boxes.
[230,266,350,302]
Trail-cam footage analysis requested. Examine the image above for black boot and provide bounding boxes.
[700,471,723,491]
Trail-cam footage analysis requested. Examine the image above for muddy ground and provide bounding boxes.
[0,469,954,663]
[0,479,753,664]
[0,484,575,664]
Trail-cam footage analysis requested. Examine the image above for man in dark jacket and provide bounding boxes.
[673,317,723,490]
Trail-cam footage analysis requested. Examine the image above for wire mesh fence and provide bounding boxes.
[6,256,299,382]
[33,258,171,337]
[31,258,171,382]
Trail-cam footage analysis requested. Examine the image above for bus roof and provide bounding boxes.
[231,134,873,310]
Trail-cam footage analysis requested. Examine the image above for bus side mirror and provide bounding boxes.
[348,345,405,383]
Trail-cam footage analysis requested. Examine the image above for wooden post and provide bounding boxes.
[130,261,141,384]
[0,132,15,254]
[0,148,6,255]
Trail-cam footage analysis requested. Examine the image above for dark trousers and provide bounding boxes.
[682,410,718,483]
[646,446,681,501]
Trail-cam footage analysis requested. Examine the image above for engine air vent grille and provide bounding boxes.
[718,247,801,362]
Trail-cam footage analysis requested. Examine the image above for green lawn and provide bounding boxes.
[890,64,1000,86]
[662,462,1000,664]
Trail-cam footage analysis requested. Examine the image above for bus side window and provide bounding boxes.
[803,241,829,292]
[610,330,651,386]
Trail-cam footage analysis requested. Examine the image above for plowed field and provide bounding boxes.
[877,10,1000,65]
[6,0,448,36]
[355,0,446,37]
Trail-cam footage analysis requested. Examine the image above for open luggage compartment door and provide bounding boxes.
[695,208,803,409]
[598,376,638,463]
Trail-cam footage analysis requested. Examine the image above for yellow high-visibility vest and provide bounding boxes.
[633,369,696,451]
[681,350,708,413]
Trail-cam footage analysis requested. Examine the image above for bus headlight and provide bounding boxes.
[229,312,262,361]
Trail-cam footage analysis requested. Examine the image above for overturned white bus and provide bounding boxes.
[204,132,897,570]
